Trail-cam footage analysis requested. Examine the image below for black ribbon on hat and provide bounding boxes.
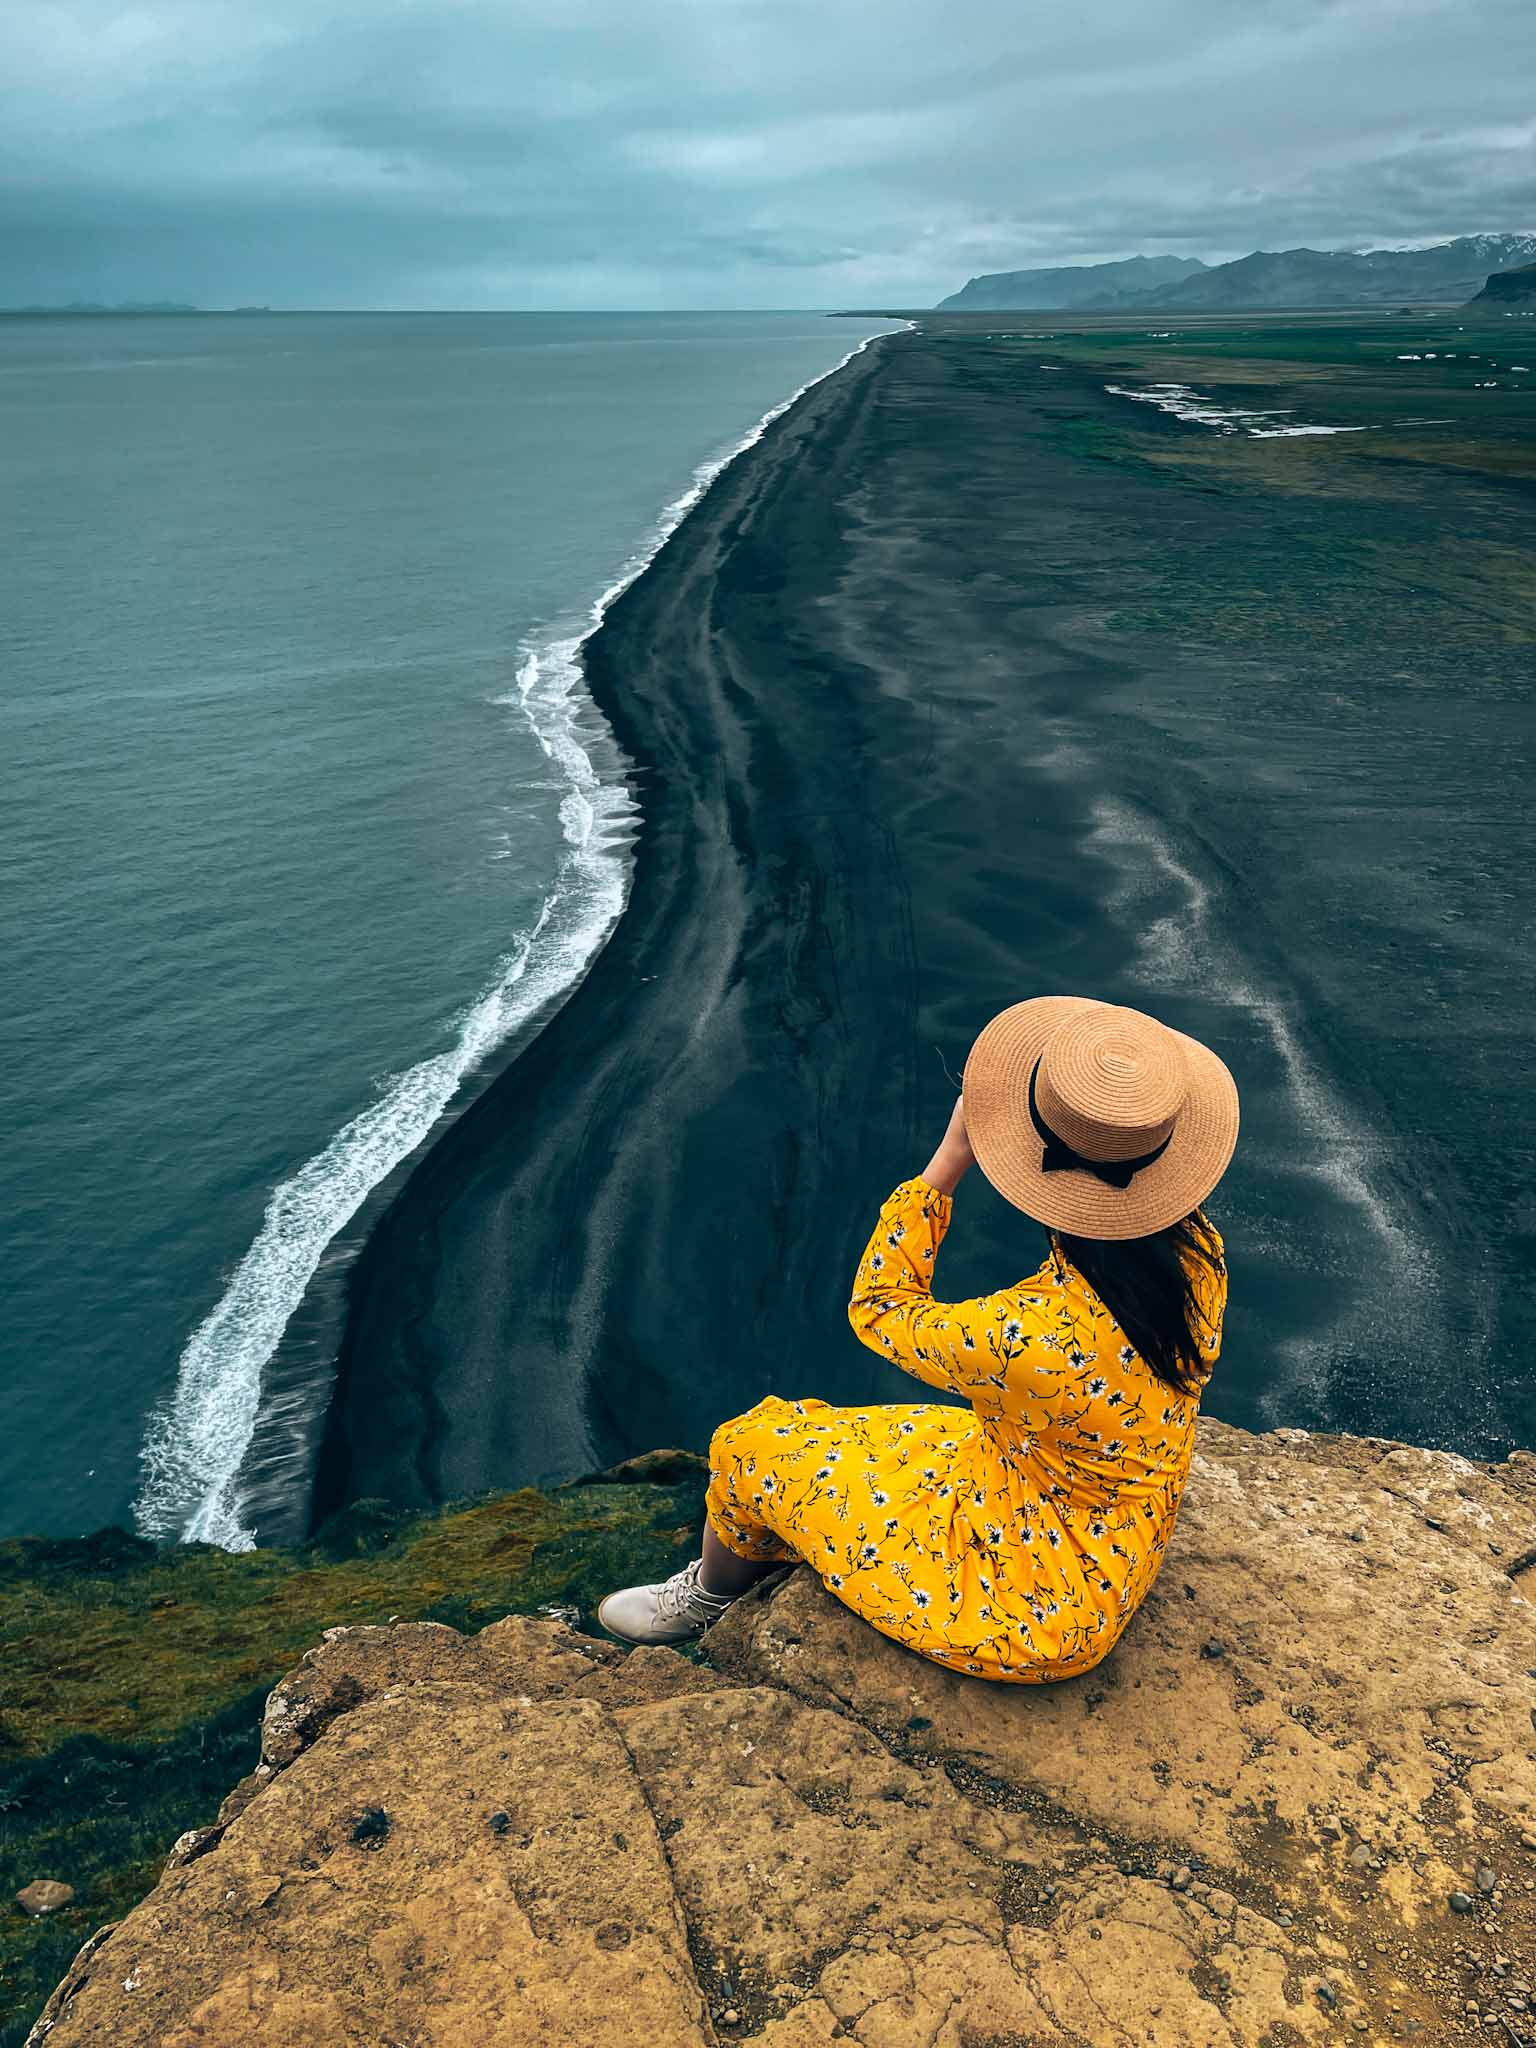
[1028,1057,1174,1189]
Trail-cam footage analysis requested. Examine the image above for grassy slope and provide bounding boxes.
[0,1468,706,2046]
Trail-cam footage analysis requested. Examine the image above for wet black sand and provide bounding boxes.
[312,320,1535,1525]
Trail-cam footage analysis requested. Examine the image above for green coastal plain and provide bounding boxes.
[915,309,1536,652]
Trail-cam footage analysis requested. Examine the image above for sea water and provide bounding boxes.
[0,311,900,1543]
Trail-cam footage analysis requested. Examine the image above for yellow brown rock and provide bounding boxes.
[707,1421,1536,1902]
[29,1422,1536,2046]
[33,1687,708,2047]
[14,1884,75,1919]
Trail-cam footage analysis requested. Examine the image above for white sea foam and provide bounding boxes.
[1084,797,1446,1418]
[134,322,902,1551]
[1104,381,1369,438]
[1247,424,1370,439]
[1086,799,1409,1245]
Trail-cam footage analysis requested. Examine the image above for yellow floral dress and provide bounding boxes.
[705,1177,1226,1682]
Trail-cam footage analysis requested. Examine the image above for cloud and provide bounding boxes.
[2,0,1533,307]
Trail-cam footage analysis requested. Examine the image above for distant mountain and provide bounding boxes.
[936,255,1206,311]
[1143,236,1536,310]
[1467,259,1536,306]
[936,235,1536,312]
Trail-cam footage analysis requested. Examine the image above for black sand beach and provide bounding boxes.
[312,320,1536,1526]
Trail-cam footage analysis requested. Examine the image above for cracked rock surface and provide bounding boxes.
[29,1424,1536,2047]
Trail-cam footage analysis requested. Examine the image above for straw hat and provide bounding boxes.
[961,996,1238,1240]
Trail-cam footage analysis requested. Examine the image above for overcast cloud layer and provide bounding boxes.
[4,0,1535,309]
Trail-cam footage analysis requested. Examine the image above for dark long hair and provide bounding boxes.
[1051,1210,1224,1395]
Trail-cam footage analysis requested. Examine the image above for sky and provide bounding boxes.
[4,0,1535,310]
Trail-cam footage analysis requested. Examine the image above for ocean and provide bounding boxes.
[0,309,901,1545]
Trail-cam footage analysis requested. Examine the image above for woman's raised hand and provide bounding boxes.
[920,1095,975,1196]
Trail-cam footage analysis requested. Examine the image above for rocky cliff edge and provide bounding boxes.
[27,1422,1536,2047]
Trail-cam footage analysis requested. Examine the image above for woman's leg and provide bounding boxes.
[700,1520,784,1597]
[598,1400,801,1643]
[700,1401,800,1589]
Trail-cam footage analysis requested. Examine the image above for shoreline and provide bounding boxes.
[309,333,904,1526]
[140,323,902,1553]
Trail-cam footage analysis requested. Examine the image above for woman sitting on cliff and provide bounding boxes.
[599,996,1238,1683]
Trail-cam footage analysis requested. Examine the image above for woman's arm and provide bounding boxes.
[847,1098,1067,1427]
[846,1173,977,1397]
[918,1095,975,1197]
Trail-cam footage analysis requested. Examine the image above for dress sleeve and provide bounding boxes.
[1189,1213,1228,1369]
[847,1179,1066,1425]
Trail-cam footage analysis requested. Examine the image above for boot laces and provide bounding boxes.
[655,1558,727,1623]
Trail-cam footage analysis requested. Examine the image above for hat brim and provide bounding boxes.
[961,996,1239,1240]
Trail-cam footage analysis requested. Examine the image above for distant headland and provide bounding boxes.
[0,301,277,316]
[0,300,203,316]
[1469,258,1536,306]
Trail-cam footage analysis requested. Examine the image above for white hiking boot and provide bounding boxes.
[597,1557,737,1646]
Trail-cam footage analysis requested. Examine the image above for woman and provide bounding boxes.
[598,995,1238,1683]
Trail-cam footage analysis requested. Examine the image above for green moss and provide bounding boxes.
[0,1692,268,2046]
[0,1468,705,2046]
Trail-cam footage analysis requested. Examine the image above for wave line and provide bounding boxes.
[132,321,901,1550]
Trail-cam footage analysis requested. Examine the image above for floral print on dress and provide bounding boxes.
[704,1177,1226,1684]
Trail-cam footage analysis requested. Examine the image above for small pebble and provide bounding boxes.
[1448,1891,1476,1914]
[1200,1639,1226,1659]
[1317,1983,1338,2009]
[1169,1866,1193,1892]
[720,2010,740,2027]
[1349,1842,1372,1869]
[1475,1863,1496,1895]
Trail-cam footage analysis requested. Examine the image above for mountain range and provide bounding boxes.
[938,234,1536,312]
